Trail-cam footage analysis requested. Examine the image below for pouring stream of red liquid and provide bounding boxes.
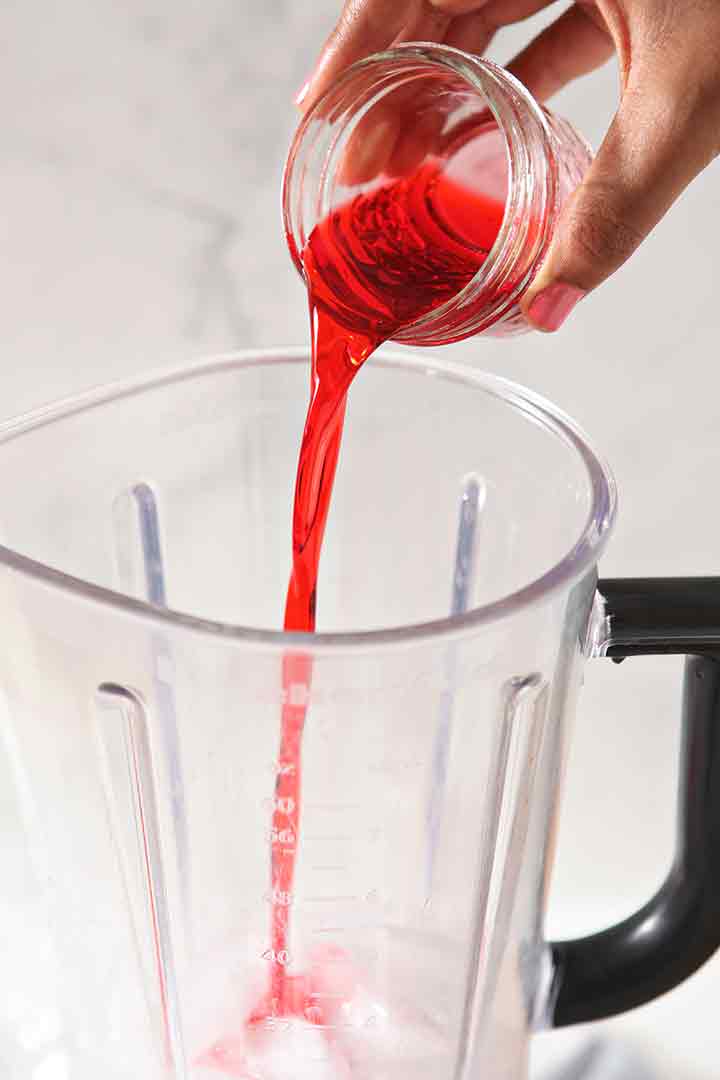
[268,165,504,1019]
[201,162,505,1071]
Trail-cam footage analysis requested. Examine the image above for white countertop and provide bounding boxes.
[1,3,719,1076]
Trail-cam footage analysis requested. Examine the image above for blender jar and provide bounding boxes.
[0,350,719,1080]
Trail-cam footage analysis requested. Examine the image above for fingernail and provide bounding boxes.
[526,283,586,332]
[294,80,310,108]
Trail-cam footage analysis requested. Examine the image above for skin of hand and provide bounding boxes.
[295,0,720,331]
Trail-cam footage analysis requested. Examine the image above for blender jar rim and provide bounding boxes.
[0,347,617,653]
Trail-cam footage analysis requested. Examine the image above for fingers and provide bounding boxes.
[444,10,495,54]
[468,0,561,29]
[339,77,445,184]
[390,2,452,44]
[386,106,447,176]
[297,0,449,114]
[296,0,412,113]
[523,61,720,330]
[506,4,613,102]
[297,0,560,114]
[340,108,402,184]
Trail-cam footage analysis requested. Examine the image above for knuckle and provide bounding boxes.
[636,68,720,169]
[640,0,720,64]
[631,2,720,168]
[637,0,676,53]
[563,185,643,270]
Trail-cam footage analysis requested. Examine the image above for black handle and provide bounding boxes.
[550,577,720,1027]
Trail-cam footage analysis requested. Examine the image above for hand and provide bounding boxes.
[296,0,720,331]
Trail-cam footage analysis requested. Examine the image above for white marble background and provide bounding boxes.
[1,2,719,1077]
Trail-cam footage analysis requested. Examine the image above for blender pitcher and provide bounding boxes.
[0,349,719,1080]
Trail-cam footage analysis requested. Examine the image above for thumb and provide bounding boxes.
[521,68,719,332]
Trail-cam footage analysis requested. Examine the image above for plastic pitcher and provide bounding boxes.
[0,348,719,1080]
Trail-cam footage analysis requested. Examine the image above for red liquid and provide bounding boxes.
[268,166,505,1017]
[202,162,505,1070]
[297,161,506,344]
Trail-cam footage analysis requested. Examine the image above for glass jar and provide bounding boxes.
[283,43,592,343]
